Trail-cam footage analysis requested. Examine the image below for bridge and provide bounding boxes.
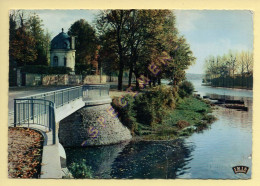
[10,84,111,144]
[9,84,113,178]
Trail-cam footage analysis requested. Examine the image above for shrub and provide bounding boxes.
[21,65,72,74]
[176,120,190,129]
[111,94,138,135]
[68,159,93,178]
[178,80,194,98]
[135,85,176,128]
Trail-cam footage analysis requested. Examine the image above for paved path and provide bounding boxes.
[8,86,71,112]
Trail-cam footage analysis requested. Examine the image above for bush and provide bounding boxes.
[176,120,190,129]
[111,94,138,135]
[21,65,72,74]
[178,80,194,98]
[135,85,176,128]
[68,159,93,178]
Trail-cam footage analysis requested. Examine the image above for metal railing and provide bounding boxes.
[14,99,56,144]
[82,84,110,100]
[18,86,83,109]
[12,84,110,144]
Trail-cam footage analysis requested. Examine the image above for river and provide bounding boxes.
[65,79,252,179]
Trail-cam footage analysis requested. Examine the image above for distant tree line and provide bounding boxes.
[204,50,253,89]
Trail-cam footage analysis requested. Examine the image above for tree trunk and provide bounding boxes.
[158,78,161,85]
[128,65,133,87]
[135,72,140,90]
[118,60,124,90]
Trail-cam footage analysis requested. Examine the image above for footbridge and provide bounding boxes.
[9,84,112,178]
[10,84,111,144]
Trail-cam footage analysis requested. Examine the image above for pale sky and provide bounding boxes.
[29,9,253,74]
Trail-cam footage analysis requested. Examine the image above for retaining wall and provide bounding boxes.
[58,104,132,147]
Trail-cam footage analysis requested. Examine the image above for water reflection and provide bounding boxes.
[65,139,194,179]
[111,140,193,179]
[177,105,252,179]
[66,141,130,178]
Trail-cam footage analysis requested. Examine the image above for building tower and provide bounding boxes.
[50,28,76,72]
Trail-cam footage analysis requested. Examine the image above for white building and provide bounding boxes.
[50,28,76,72]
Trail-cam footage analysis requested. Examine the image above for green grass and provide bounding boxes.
[140,97,216,140]
[165,97,211,126]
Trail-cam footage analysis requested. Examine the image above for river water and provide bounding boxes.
[65,79,252,179]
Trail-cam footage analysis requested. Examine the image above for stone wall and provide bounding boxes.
[42,74,69,85]
[25,74,42,86]
[58,104,132,147]
[68,75,82,85]
[83,75,106,84]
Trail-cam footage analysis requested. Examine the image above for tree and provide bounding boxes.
[96,10,132,90]
[97,10,195,90]
[9,10,37,66]
[68,19,98,75]
[204,50,253,88]
[27,13,50,65]
[9,10,51,67]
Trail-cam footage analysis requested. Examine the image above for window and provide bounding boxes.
[53,56,58,66]
[64,57,67,67]
[64,42,67,48]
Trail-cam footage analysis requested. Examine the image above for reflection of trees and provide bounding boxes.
[110,139,194,179]
[65,141,129,178]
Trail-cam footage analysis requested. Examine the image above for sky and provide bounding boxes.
[30,9,253,74]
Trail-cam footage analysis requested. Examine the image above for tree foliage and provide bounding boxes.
[204,50,253,88]
[96,10,195,90]
[68,19,99,75]
[9,10,50,67]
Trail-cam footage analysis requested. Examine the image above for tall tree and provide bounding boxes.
[9,11,37,66]
[27,13,50,65]
[68,19,98,75]
[97,10,132,90]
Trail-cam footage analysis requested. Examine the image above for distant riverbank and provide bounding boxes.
[202,83,253,90]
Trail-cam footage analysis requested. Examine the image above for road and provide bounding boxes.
[8,86,71,112]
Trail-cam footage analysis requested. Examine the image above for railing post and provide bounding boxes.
[14,100,16,127]
[44,95,46,114]
[52,107,56,145]
[54,92,56,104]
[49,102,52,131]
[68,90,70,103]
[31,97,34,120]
[62,90,64,106]
[100,86,101,96]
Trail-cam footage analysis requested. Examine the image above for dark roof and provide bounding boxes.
[51,31,71,50]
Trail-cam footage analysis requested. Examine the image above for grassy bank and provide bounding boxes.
[112,83,217,141]
[142,97,216,140]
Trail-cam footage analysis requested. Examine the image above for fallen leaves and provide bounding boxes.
[8,127,44,178]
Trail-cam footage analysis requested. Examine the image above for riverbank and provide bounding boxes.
[134,97,217,141]
[111,84,217,141]
[8,127,44,178]
[202,84,252,90]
